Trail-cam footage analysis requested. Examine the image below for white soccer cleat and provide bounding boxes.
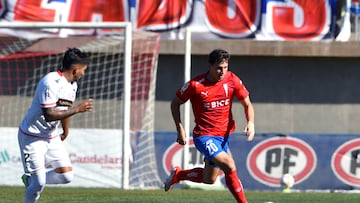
[164,166,181,192]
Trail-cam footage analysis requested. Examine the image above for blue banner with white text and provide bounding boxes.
[156,132,360,190]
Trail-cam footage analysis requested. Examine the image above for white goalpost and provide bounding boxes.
[183,28,191,170]
[181,29,224,189]
[0,22,162,189]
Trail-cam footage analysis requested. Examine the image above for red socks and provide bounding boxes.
[225,170,248,203]
[177,167,203,183]
[176,168,247,203]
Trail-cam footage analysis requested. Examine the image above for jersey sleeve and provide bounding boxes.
[38,79,58,108]
[176,80,195,102]
[234,75,249,100]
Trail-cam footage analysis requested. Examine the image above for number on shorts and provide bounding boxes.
[205,139,218,156]
[24,153,30,167]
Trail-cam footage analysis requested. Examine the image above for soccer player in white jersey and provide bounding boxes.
[18,48,94,203]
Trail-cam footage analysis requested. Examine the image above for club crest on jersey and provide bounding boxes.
[45,88,51,100]
[204,99,230,108]
[223,84,228,97]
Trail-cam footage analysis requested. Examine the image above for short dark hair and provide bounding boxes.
[61,48,90,71]
[208,49,230,65]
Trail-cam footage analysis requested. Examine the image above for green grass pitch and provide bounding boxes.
[1,186,360,203]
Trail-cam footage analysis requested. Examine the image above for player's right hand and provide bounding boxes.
[176,136,186,145]
[76,98,93,113]
[176,125,187,145]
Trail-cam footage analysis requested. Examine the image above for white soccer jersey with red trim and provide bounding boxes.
[19,71,77,138]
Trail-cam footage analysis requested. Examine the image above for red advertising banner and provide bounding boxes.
[0,0,351,41]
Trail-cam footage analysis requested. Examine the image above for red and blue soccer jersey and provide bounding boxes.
[176,71,249,137]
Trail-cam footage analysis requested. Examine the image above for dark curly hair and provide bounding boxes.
[61,48,90,71]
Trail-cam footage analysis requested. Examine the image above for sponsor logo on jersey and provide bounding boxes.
[247,137,316,187]
[331,138,360,186]
[200,91,208,97]
[204,99,230,108]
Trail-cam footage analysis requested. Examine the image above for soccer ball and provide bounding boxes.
[280,173,295,189]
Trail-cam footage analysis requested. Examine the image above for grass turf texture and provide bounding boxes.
[1,186,359,203]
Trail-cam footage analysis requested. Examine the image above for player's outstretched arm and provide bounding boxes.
[43,98,93,122]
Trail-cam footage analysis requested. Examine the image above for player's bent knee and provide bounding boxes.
[55,166,73,173]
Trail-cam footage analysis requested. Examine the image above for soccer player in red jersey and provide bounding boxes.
[165,49,255,203]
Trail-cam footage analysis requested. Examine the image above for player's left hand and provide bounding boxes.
[60,133,68,141]
[244,121,255,141]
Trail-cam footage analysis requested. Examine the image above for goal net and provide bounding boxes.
[0,22,162,189]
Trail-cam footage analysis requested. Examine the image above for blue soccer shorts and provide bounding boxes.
[193,135,229,166]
